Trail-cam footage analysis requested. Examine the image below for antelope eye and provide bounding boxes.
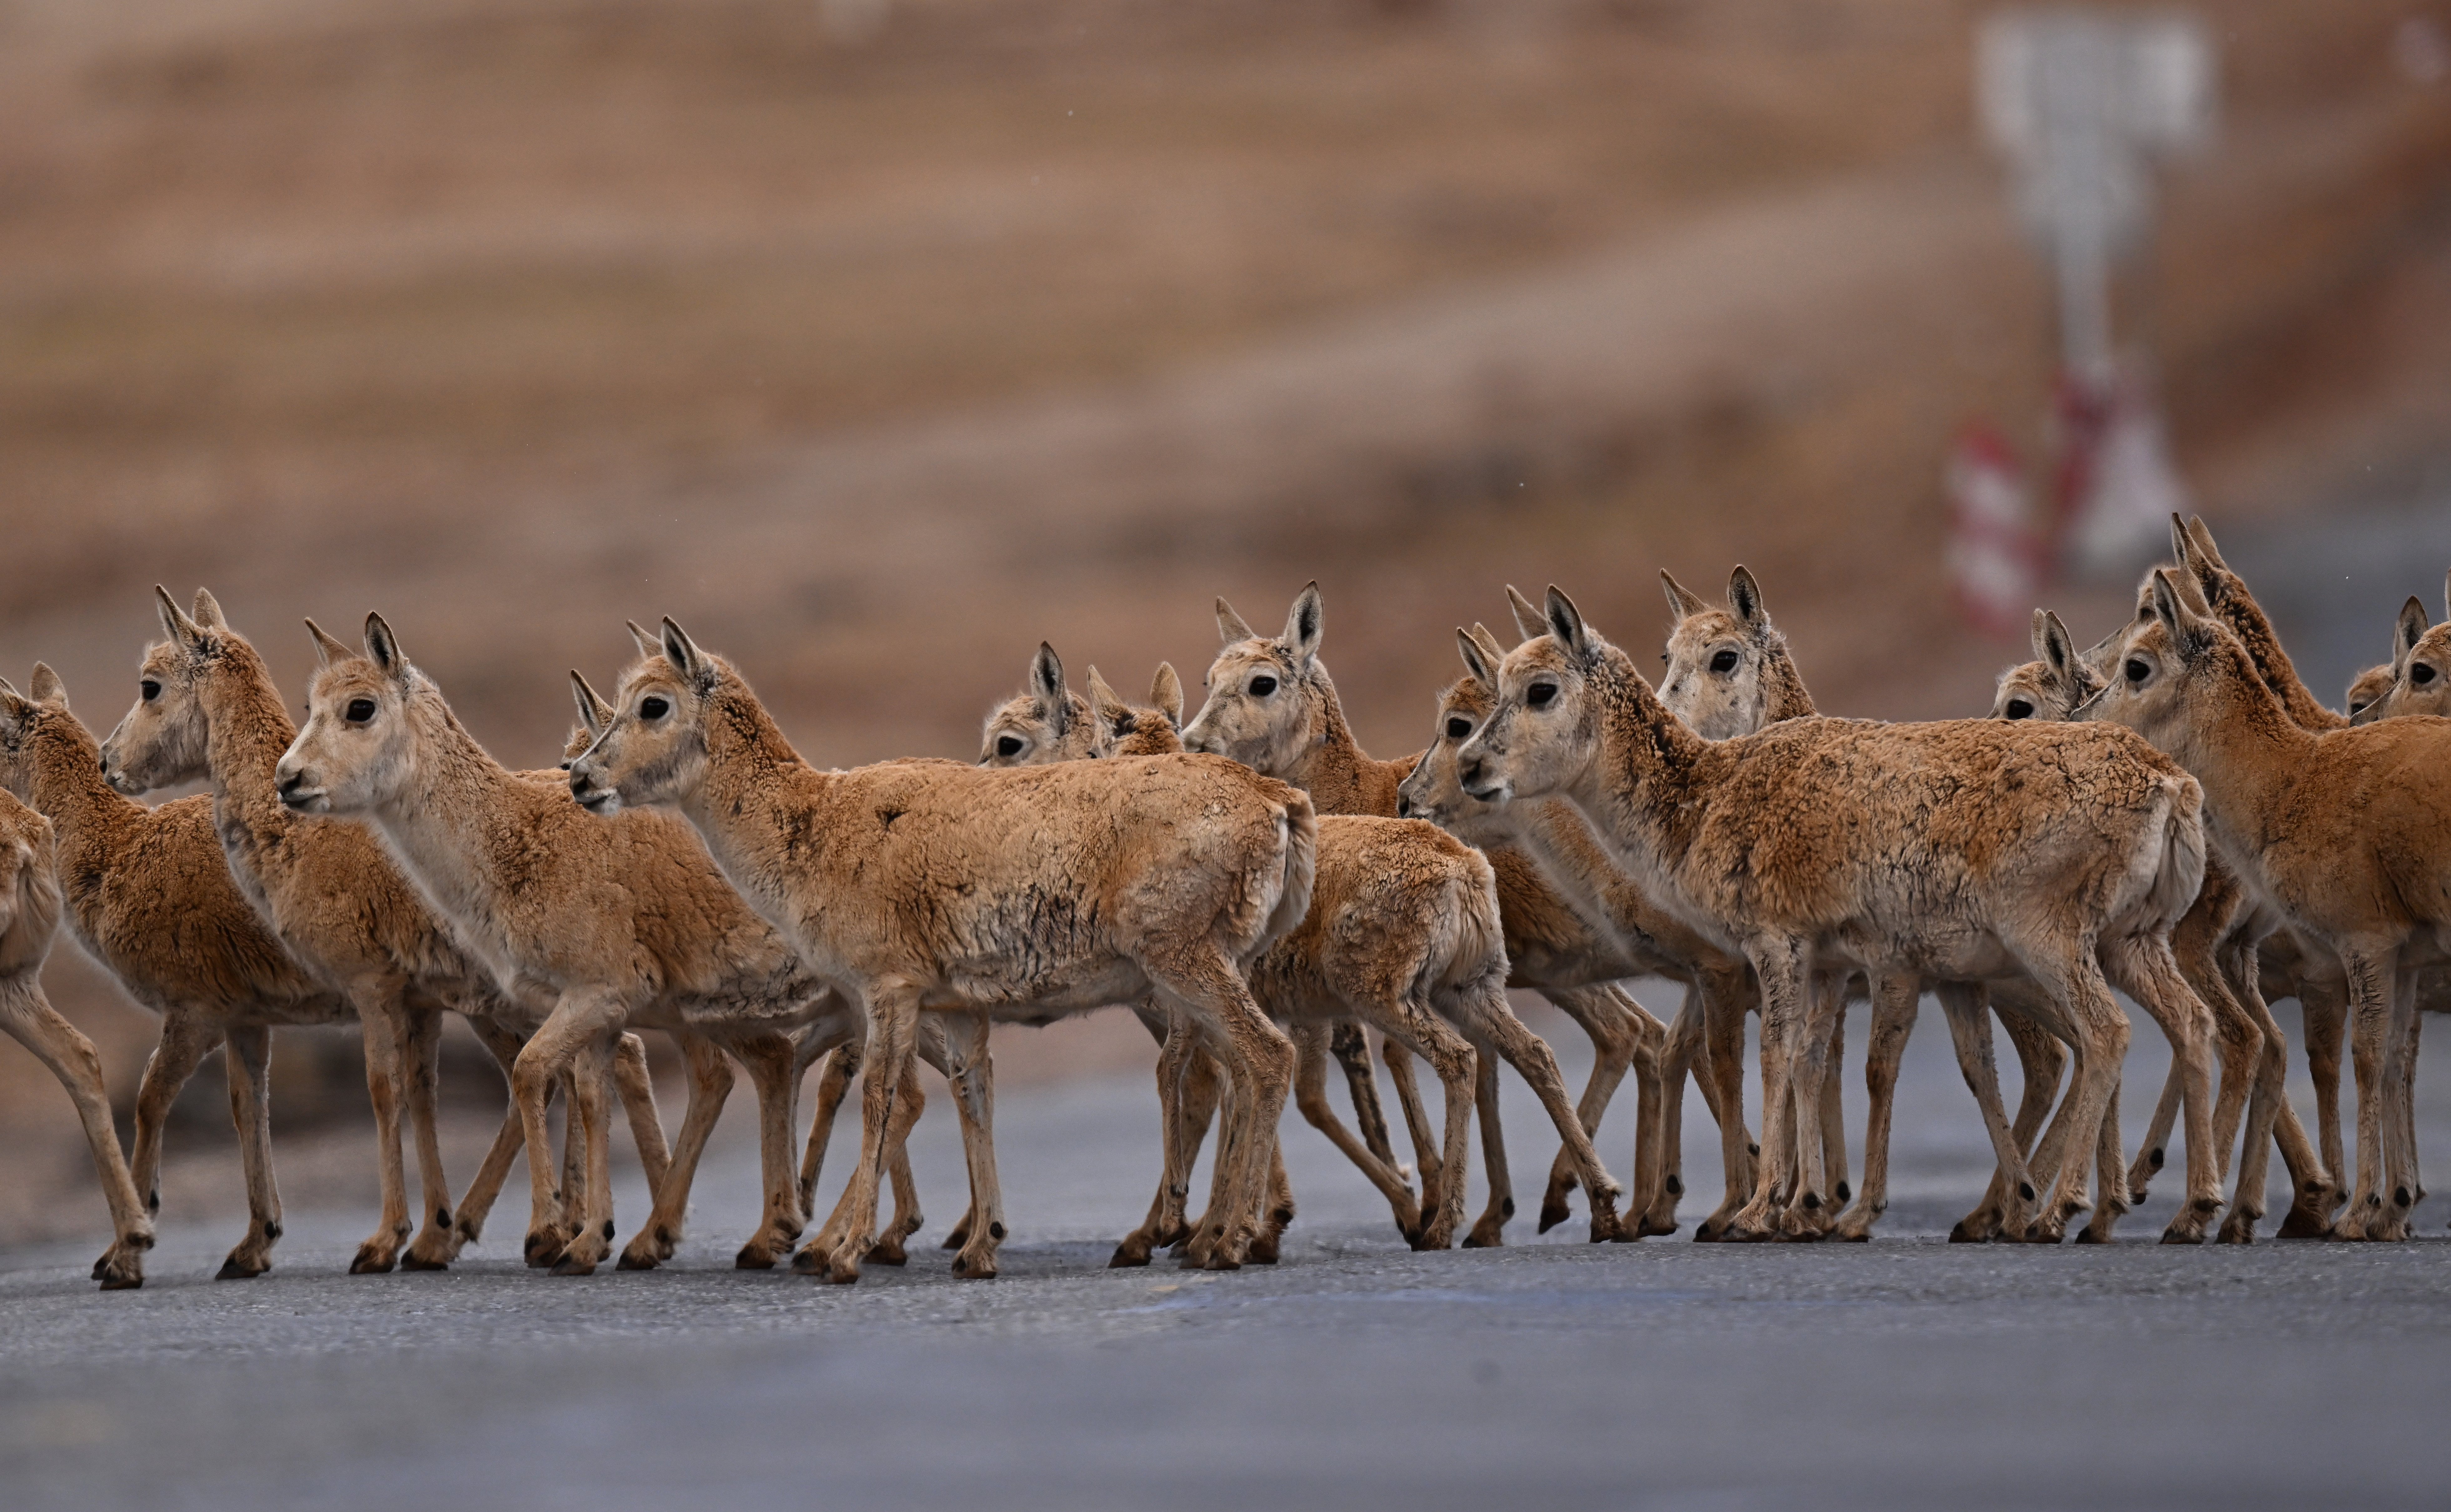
[996,735,1024,757]
[2124,659,2149,685]
[1709,649,1739,674]
[2415,664,2439,686]
[2003,699,2034,720]
[1248,675,1277,697]
[1445,717,1472,740]
[1526,683,1558,708]
[140,680,160,702]
[641,696,670,719]
[345,698,377,723]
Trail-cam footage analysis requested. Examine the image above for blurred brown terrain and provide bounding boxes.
[3,0,2449,1245]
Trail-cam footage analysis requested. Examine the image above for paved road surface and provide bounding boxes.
[7,994,2451,1512]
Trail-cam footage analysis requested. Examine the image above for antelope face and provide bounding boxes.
[2362,628,2451,723]
[1459,630,1591,806]
[1658,607,1761,740]
[2347,664,2396,724]
[279,640,414,816]
[1180,641,1309,772]
[1396,683,1492,826]
[101,638,210,796]
[979,691,1101,766]
[2085,585,2202,744]
[1990,662,2053,722]
[568,657,705,814]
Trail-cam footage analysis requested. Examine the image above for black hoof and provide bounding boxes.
[549,1255,597,1276]
[399,1254,449,1273]
[734,1247,776,1271]
[2073,1227,2108,1244]
[1947,1221,1982,1244]
[214,1258,263,1280]
[97,1270,143,1292]
[348,1252,394,1276]
[790,1247,826,1275]
[616,1252,657,1272]
[1107,1243,1152,1269]
[1537,1197,1572,1233]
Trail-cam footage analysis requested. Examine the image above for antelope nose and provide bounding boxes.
[278,770,308,799]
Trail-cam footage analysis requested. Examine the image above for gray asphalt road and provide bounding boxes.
[7,995,2451,1512]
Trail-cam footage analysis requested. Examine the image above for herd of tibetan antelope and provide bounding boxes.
[4,513,2449,1292]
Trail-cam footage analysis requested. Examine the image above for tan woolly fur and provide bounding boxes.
[0,782,152,1287]
[565,620,1318,1276]
[99,588,674,1273]
[1458,585,2218,1241]
[1184,584,1639,1243]
[0,665,352,1280]
[272,617,932,1277]
[2094,562,2451,1240]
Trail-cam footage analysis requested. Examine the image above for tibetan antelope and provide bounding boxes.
[1458,587,2218,1241]
[565,619,1318,1276]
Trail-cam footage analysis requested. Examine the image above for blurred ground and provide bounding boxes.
[2,1,2450,1250]
[6,998,2451,1510]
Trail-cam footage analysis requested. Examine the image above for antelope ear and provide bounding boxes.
[1084,666,1133,736]
[1467,622,1507,667]
[1456,627,1495,686]
[2184,515,2230,571]
[1031,642,1070,735]
[1505,585,1546,644]
[2168,559,2216,619]
[155,585,203,649]
[626,620,662,661]
[190,588,228,632]
[2169,512,2193,569]
[2038,611,2077,680]
[2149,569,2213,656]
[2442,568,2450,625]
[1214,597,1256,646]
[1727,566,1766,630]
[569,671,613,736]
[363,614,409,681]
[27,664,67,709]
[1149,662,1183,727]
[304,618,353,668]
[0,678,25,723]
[2396,596,2431,676]
[660,618,708,684]
[1280,582,1324,671]
[1660,570,1710,622]
[1545,586,1594,663]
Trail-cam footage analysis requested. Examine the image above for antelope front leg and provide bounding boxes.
[395,1005,458,1271]
[1816,993,1852,1219]
[1533,984,1641,1237]
[1289,1022,1423,1243]
[1114,1011,1213,1267]
[2114,939,2225,1244]
[928,1015,1005,1279]
[507,994,621,1269]
[1768,969,1845,1238]
[808,982,922,1283]
[0,981,153,1288]
[548,1032,622,1275]
[1462,1045,1512,1248]
[218,1024,283,1279]
[731,1033,808,1269]
[618,1032,731,1270]
[611,1031,670,1197]
[1329,1021,1400,1175]
[1834,975,1917,1242]
[1699,975,1758,1240]
[346,995,412,1275]
[435,1016,539,1260]
[1382,1033,1434,1195]
[1472,992,1623,1240]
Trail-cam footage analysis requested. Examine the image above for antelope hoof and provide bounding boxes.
[866,1233,910,1268]
[950,1249,1000,1280]
[616,1245,660,1271]
[1108,1235,1154,1268]
[348,1242,398,1275]
[940,1222,970,1252]
[2072,1225,2109,1244]
[1462,1214,1506,1249]
[2216,1212,2258,1245]
[523,1228,568,1268]
[93,1243,146,1291]
[734,1240,780,1270]
[1537,1188,1574,1234]
[1244,1230,1280,1265]
[2275,1202,2332,1239]
[1635,1215,1679,1239]
[398,1252,450,1272]
[790,1245,828,1275]
[1947,1220,1988,1244]
[215,1252,270,1280]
